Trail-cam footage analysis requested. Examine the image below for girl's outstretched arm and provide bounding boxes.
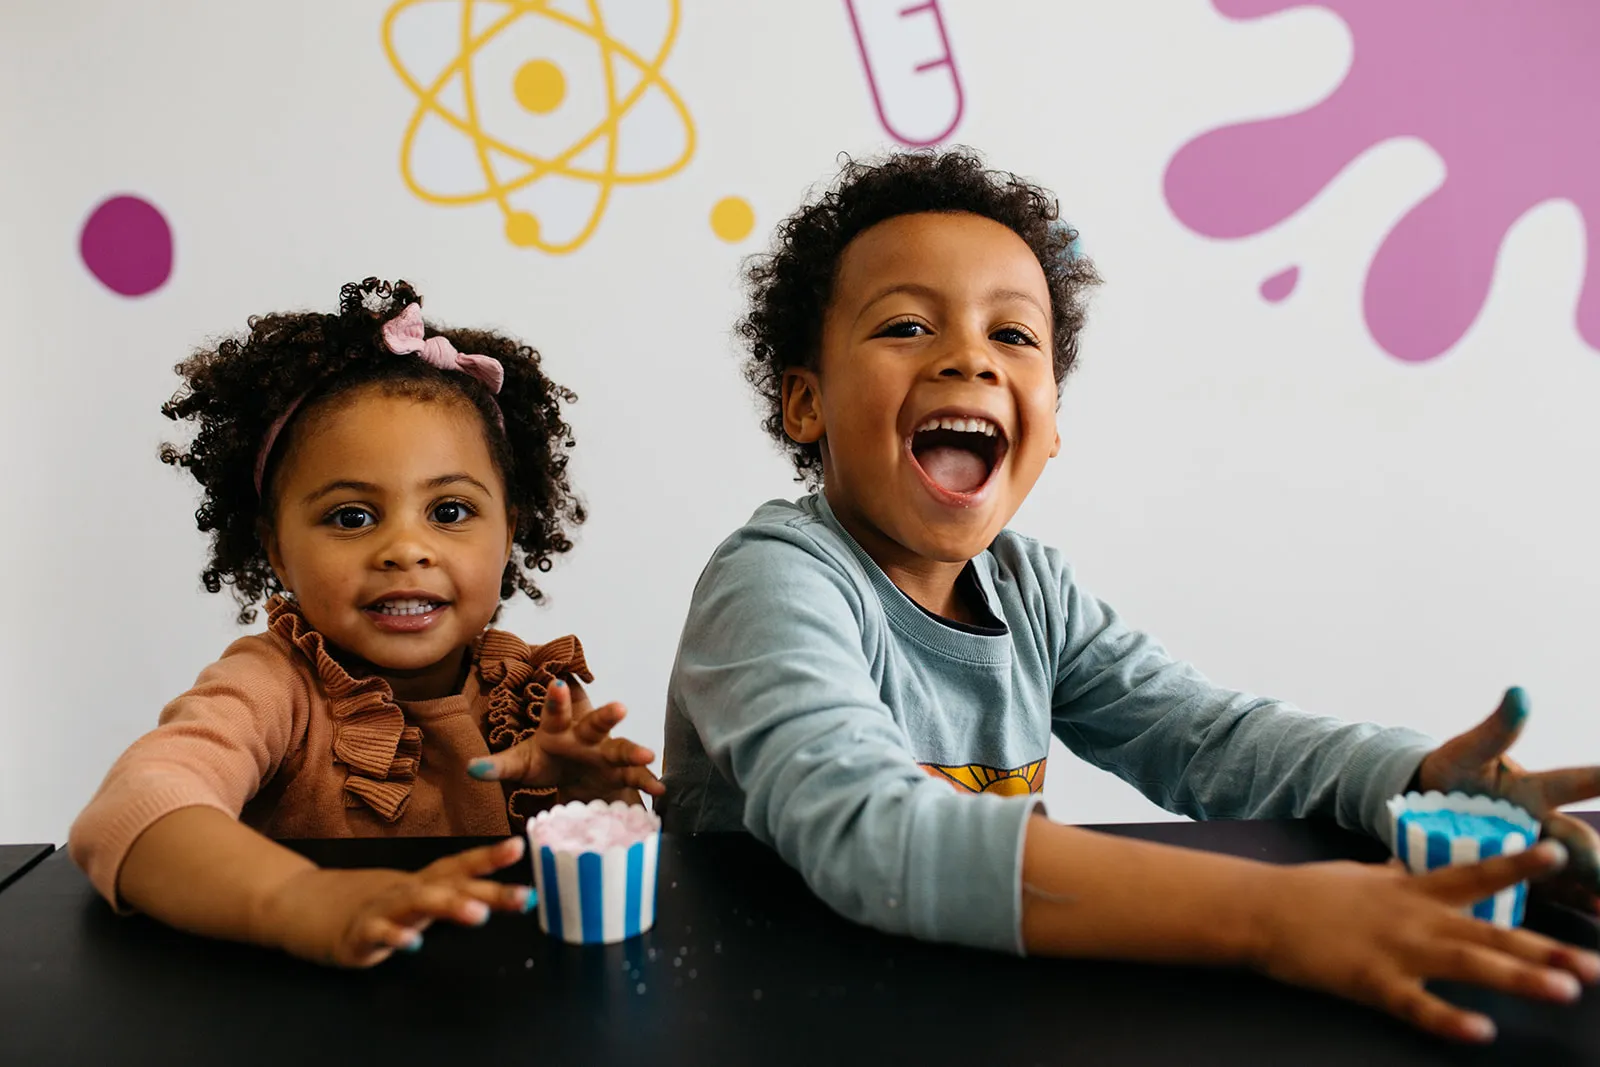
[1019,818,1597,1043]
[118,807,530,966]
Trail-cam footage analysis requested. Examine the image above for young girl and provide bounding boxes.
[70,277,660,967]
[660,150,1600,1043]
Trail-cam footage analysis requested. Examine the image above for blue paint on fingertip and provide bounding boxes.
[1503,686,1529,722]
[400,934,423,953]
[467,759,495,780]
[521,887,538,913]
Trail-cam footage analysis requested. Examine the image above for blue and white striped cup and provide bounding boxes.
[528,800,661,945]
[1386,792,1541,929]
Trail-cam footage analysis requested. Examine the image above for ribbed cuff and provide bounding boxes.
[69,784,236,912]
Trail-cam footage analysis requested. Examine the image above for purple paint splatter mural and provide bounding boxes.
[1165,1,1600,362]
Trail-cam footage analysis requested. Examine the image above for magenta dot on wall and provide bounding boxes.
[1259,265,1299,303]
[79,195,174,296]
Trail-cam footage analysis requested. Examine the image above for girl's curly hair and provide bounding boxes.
[738,148,1101,484]
[160,277,585,624]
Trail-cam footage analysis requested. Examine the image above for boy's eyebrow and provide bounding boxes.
[988,287,1049,316]
[855,282,1049,322]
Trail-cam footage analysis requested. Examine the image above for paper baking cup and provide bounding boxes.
[527,800,660,945]
[1386,791,1541,928]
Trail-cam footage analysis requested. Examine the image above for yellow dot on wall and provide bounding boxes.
[710,196,755,243]
[505,211,542,247]
[513,59,566,114]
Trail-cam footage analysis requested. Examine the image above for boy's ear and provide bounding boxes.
[781,369,825,445]
[1050,425,1061,459]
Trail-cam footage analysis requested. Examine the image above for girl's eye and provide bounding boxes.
[432,501,474,524]
[330,507,375,530]
[993,326,1040,347]
[878,319,930,338]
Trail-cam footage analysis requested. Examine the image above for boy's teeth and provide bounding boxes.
[915,416,998,437]
[372,598,440,616]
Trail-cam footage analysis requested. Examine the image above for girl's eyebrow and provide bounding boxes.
[300,473,493,506]
[424,473,495,498]
[301,479,380,505]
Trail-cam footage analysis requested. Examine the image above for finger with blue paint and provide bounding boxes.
[1417,687,1600,905]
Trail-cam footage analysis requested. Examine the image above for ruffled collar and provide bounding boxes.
[265,595,591,826]
[475,629,592,823]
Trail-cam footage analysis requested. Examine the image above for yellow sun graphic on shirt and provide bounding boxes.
[921,758,1047,796]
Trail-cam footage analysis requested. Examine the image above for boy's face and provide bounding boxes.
[785,211,1060,567]
[265,390,514,700]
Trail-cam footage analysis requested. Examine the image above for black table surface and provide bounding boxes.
[2,818,1597,1067]
[0,844,53,895]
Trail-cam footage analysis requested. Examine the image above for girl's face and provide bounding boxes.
[264,388,514,700]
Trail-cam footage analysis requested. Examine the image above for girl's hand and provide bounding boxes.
[1415,687,1600,911]
[1253,842,1600,1043]
[258,837,533,968]
[466,679,665,800]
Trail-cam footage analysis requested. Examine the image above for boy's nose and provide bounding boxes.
[935,335,1000,382]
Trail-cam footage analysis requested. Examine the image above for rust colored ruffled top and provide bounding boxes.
[68,594,592,907]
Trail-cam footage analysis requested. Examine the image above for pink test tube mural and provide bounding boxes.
[844,0,965,146]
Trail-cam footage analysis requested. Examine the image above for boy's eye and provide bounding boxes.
[432,501,474,524]
[993,326,1040,347]
[331,507,375,530]
[878,319,930,338]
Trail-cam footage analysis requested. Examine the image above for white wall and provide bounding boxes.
[2,0,1595,844]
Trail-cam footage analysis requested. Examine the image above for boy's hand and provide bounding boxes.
[466,679,665,800]
[1414,687,1600,910]
[1254,842,1599,1043]
[258,837,532,968]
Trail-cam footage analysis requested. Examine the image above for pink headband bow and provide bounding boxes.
[252,303,507,495]
[380,303,505,394]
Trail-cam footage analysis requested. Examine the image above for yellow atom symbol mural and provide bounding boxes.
[383,0,697,254]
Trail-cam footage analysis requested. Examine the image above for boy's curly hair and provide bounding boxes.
[738,148,1101,484]
[160,277,584,624]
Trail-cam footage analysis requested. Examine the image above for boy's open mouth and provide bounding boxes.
[908,415,1009,498]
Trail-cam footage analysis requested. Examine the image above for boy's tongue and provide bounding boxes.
[919,445,988,494]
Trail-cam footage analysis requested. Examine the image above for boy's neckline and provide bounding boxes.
[811,493,1007,637]
[819,486,991,625]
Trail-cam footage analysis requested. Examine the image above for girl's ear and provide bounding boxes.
[258,518,288,591]
[504,506,518,562]
[781,369,825,445]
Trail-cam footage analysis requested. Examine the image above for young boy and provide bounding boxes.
[658,149,1600,1043]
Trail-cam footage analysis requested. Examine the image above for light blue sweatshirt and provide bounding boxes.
[659,495,1434,954]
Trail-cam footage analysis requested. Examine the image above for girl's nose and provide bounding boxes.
[377,525,435,569]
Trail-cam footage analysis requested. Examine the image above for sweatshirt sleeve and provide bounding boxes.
[68,635,309,908]
[1048,564,1434,843]
[672,527,1037,955]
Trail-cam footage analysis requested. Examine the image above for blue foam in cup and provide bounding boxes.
[1386,791,1540,928]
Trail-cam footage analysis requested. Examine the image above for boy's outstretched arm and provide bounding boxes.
[1019,817,1596,1043]
[1046,559,1434,840]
